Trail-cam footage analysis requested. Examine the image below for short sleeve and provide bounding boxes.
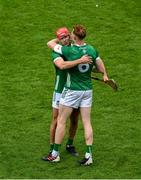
[52,51,61,61]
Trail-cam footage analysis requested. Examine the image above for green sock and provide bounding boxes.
[54,143,61,151]
[50,144,54,152]
[86,145,92,154]
[66,138,73,145]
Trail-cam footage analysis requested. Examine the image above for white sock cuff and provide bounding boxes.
[52,150,59,157]
[85,152,92,159]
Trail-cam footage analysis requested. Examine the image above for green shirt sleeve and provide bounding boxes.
[52,51,62,61]
[88,45,99,61]
[95,49,99,58]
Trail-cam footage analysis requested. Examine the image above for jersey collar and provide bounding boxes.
[73,43,86,47]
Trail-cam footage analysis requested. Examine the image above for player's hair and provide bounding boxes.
[73,25,86,40]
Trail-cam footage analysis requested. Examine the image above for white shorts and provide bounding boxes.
[52,92,61,109]
[60,88,93,109]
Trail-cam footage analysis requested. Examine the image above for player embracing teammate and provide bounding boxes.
[44,24,109,166]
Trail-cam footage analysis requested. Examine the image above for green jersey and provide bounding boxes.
[52,51,67,93]
[55,44,99,90]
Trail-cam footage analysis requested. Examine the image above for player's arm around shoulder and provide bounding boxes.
[54,55,92,70]
[54,57,65,70]
[47,38,63,55]
[47,38,58,49]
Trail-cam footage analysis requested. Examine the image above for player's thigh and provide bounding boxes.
[80,107,91,125]
[58,104,73,124]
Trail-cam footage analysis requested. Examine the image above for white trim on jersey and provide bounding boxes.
[74,43,86,47]
[96,56,101,61]
[55,75,60,91]
[54,44,63,54]
[66,73,71,88]
[53,57,62,62]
